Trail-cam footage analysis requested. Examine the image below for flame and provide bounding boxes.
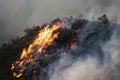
[20,25,60,59]
[11,64,15,70]
[13,72,22,78]
[67,37,78,50]
[11,23,62,78]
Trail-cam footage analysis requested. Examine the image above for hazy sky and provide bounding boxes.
[0,0,120,45]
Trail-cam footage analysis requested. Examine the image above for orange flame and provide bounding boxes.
[67,37,78,50]
[20,25,60,59]
[11,23,62,78]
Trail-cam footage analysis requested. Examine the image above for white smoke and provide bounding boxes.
[49,30,120,80]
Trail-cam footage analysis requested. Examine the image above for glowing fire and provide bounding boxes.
[20,24,60,59]
[67,37,78,50]
[11,23,62,78]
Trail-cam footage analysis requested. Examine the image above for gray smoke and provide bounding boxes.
[46,14,120,80]
[49,30,120,80]
[0,0,120,45]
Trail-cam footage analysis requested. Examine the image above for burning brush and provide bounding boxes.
[11,20,62,78]
[9,15,117,80]
[11,17,80,80]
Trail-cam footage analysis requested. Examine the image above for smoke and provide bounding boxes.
[49,28,120,80]
[0,0,120,45]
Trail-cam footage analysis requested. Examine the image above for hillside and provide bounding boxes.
[0,15,120,80]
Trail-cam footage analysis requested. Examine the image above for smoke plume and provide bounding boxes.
[49,25,120,80]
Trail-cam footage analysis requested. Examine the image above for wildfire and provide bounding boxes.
[11,22,62,78]
[20,24,60,59]
[67,37,78,50]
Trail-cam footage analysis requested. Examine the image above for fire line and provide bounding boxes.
[11,22,62,78]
